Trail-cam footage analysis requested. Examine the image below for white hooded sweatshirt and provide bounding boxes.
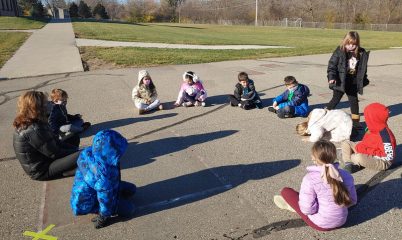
[307,109,352,142]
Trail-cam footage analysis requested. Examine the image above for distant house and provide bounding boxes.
[48,7,70,19]
[0,0,20,16]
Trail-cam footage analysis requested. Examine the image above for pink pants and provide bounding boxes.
[281,187,335,231]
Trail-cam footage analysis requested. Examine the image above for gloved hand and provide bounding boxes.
[91,215,109,229]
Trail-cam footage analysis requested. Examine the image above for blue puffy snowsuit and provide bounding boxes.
[70,130,128,217]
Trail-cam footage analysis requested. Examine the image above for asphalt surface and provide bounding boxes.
[0,49,401,240]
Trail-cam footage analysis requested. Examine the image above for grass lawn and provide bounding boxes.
[0,16,47,30]
[0,32,29,67]
[73,21,402,68]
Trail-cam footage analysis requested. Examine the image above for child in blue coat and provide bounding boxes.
[70,130,135,229]
[268,76,310,118]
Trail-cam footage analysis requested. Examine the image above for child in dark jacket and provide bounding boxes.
[48,89,90,141]
[268,76,310,118]
[341,103,396,173]
[70,130,136,229]
[228,72,262,110]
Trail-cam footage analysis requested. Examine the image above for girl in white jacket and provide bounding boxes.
[296,109,352,142]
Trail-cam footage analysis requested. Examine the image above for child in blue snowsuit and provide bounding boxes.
[70,130,135,229]
[268,76,310,118]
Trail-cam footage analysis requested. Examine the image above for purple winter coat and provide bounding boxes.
[298,163,357,229]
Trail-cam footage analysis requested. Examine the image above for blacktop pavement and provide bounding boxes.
[0,47,402,239]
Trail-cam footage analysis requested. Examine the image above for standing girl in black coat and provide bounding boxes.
[326,31,370,131]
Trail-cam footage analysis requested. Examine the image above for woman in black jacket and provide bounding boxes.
[13,91,80,181]
[326,31,369,130]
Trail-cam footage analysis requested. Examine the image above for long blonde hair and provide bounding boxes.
[13,91,48,130]
[296,111,312,136]
[312,140,352,206]
[340,31,360,56]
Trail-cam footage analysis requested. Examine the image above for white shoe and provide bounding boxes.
[273,195,296,212]
[201,102,206,107]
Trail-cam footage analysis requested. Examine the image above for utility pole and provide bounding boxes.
[255,0,258,26]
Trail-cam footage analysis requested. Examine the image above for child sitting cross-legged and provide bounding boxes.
[132,70,163,115]
[48,88,91,145]
[174,71,207,107]
[268,76,310,118]
[228,71,262,110]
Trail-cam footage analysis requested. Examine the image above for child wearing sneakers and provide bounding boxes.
[228,71,262,110]
[274,140,357,231]
[132,70,163,115]
[174,71,207,107]
[268,76,310,118]
[296,109,352,142]
[48,89,91,145]
[341,103,396,173]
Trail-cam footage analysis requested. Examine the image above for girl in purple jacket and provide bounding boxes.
[174,71,207,107]
[274,140,357,231]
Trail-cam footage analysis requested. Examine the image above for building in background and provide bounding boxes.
[0,0,19,16]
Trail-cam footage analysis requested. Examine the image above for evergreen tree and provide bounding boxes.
[30,0,45,18]
[69,2,79,18]
[78,0,92,18]
[92,3,109,19]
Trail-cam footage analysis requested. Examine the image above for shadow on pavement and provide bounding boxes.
[388,103,402,117]
[346,176,402,227]
[128,159,301,218]
[121,130,238,169]
[81,113,178,137]
[309,101,350,110]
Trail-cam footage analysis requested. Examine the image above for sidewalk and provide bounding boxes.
[0,19,83,79]
[76,38,293,49]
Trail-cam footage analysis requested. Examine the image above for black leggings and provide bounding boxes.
[38,151,80,181]
[326,87,359,115]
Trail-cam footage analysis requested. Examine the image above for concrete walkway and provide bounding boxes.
[0,19,83,79]
[76,38,293,49]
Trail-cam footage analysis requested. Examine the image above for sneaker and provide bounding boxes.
[158,104,164,110]
[343,163,354,174]
[138,109,146,115]
[183,102,193,107]
[268,106,277,113]
[273,195,296,212]
[237,103,242,107]
[201,102,206,107]
[81,122,91,131]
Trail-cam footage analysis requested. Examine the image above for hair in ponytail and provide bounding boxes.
[312,140,352,206]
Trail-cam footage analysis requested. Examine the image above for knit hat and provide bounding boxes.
[138,70,150,83]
